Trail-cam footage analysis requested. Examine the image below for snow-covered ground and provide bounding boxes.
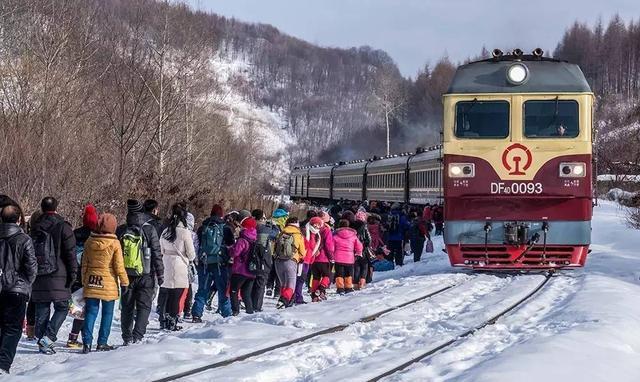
[7,200,640,381]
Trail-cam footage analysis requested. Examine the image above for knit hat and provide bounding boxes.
[241,217,257,230]
[355,210,368,223]
[186,212,195,231]
[309,216,324,227]
[211,204,224,217]
[97,213,117,234]
[272,208,289,219]
[238,209,252,223]
[83,204,98,231]
[319,211,331,223]
[127,199,143,214]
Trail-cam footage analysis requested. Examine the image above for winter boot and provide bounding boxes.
[82,344,92,354]
[358,278,366,290]
[183,312,192,320]
[26,325,35,341]
[335,277,345,295]
[67,332,82,349]
[66,339,82,349]
[344,276,354,293]
[37,337,56,355]
[192,316,203,323]
[164,314,175,331]
[265,287,274,298]
[319,289,328,301]
[97,344,116,351]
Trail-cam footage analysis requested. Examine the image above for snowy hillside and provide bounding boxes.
[8,201,640,381]
[209,53,295,187]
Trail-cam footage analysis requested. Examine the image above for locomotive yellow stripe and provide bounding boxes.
[442,93,594,181]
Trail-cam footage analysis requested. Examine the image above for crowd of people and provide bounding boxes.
[0,194,443,375]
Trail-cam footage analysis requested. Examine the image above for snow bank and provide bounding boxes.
[606,188,637,203]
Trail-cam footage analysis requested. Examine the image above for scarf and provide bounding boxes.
[305,223,322,257]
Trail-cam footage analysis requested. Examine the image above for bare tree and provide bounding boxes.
[370,67,407,155]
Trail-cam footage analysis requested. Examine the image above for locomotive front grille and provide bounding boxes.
[460,245,577,265]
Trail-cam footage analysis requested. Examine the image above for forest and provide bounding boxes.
[0,0,638,220]
[553,16,640,178]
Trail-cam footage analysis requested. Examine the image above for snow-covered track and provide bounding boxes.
[152,282,462,382]
[367,271,554,382]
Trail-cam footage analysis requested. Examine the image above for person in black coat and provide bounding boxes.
[143,199,164,237]
[251,209,279,312]
[0,205,37,374]
[115,199,163,345]
[30,197,77,355]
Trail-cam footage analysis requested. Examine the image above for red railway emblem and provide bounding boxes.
[501,143,532,175]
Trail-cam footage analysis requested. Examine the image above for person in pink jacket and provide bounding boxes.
[367,214,385,250]
[310,212,334,302]
[332,219,363,294]
[295,216,323,304]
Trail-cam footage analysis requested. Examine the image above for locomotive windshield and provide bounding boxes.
[524,100,579,138]
[455,100,509,139]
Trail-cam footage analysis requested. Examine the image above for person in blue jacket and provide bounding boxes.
[385,203,410,266]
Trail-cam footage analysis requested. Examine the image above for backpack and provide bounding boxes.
[31,223,60,276]
[121,225,150,276]
[388,214,400,234]
[200,221,225,263]
[274,233,295,260]
[0,239,17,293]
[247,242,267,274]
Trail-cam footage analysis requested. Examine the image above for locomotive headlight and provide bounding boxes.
[449,163,475,178]
[507,63,529,85]
[559,162,586,178]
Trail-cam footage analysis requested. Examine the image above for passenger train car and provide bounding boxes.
[290,49,595,270]
[290,146,443,206]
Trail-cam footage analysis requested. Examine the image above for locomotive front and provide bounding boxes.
[443,50,594,269]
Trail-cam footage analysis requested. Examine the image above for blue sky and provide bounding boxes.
[187,0,639,77]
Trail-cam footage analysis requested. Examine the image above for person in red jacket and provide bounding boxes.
[310,212,334,302]
[422,204,432,223]
[332,219,363,294]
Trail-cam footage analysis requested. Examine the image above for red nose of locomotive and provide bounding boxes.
[443,150,592,269]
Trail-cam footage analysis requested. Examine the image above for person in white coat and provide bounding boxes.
[159,204,195,331]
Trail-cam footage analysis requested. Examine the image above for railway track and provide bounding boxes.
[152,280,463,382]
[366,271,554,382]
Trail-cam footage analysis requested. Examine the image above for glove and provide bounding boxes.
[157,276,164,287]
[120,285,128,295]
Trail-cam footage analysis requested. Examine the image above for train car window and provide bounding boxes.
[524,100,579,138]
[455,100,509,138]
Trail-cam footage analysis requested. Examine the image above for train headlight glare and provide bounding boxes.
[507,63,528,85]
[449,163,475,178]
[559,162,586,178]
